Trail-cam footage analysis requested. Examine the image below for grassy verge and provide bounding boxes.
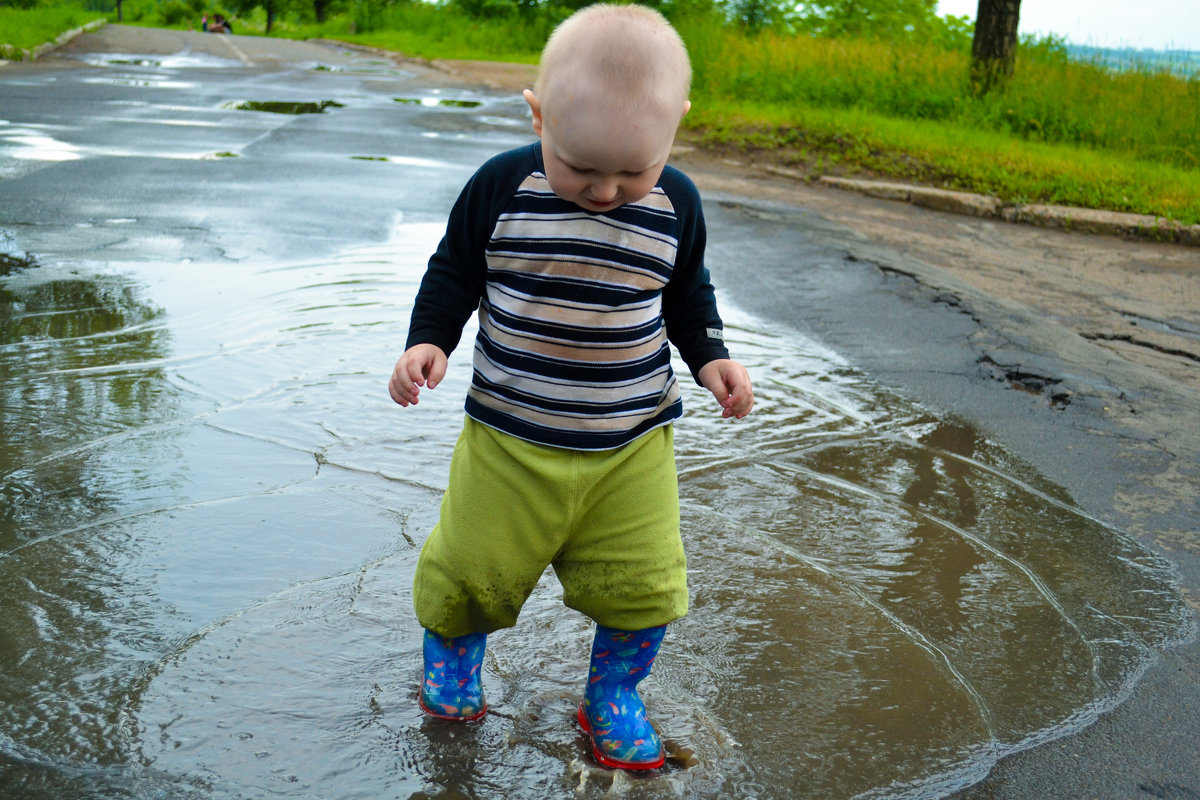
[0,4,105,56]
[675,15,1200,224]
[684,102,1200,224]
[274,5,545,65]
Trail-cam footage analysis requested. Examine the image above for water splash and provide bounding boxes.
[0,223,1191,800]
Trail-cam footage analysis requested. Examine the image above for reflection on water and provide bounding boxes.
[0,223,1191,800]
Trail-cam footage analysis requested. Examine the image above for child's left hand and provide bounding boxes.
[698,359,754,419]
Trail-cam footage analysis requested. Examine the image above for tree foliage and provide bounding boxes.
[791,0,940,39]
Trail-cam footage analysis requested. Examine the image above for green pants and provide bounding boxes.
[413,418,688,637]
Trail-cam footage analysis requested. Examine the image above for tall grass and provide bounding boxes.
[678,15,1200,171]
[275,3,549,64]
[0,3,104,54]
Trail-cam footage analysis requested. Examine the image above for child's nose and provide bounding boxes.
[590,177,619,202]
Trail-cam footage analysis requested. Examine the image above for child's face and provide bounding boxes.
[524,88,688,213]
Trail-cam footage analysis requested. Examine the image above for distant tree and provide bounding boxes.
[731,0,784,30]
[225,0,295,33]
[971,0,1022,93]
[793,0,941,40]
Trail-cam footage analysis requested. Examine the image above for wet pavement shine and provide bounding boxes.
[0,26,1195,800]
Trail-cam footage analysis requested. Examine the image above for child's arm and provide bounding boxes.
[698,358,754,419]
[389,343,448,407]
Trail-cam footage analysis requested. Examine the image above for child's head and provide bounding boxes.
[523,4,692,212]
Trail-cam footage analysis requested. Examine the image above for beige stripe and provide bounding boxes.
[482,319,666,364]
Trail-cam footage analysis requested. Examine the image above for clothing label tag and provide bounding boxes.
[706,327,724,340]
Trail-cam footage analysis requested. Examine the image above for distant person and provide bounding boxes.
[200,13,208,31]
[388,2,753,772]
[209,14,231,33]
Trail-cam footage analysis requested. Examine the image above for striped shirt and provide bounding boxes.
[406,143,729,450]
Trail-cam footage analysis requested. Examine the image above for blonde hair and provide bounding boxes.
[534,4,692,116]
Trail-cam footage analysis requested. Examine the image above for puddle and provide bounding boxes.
[394,96,483,108]
[0,222,1190,800]
[224,100,345,114]
[74,52,242,70]
[350,154,449,168]
[311,63,409,76]
[82,76,196,89]
[0,127,82,162]
[0,231,37,277]
[104,58,163,67]
[474,114,528,127]
[0,125,226,163]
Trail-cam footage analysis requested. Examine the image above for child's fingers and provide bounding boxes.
[424,356,447,391]
[721,367,754,419]
[388,357,426,406]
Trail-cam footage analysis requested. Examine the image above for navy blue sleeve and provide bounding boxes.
[404,144,538,355]
[659,166,731,383]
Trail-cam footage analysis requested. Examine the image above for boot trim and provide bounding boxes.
[419,694,488,722]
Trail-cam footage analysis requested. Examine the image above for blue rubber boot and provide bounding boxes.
[576,624,667,770]
[419,629,487,721]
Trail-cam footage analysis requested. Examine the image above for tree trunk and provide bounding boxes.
[971,0,1021,94]
[314,0,329,24]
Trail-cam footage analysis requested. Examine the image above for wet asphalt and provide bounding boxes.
[2,24,1198,800]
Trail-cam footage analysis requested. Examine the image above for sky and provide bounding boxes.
[935,0,1200,52]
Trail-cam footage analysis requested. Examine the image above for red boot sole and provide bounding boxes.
[419,696,487,721]
[576,703,665,770]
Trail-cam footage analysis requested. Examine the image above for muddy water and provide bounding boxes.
[0,215,1192,800]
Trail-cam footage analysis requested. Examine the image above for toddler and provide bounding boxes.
[389,2,753,770]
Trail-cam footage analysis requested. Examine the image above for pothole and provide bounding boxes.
[224,100,344,114]
[394,97,482,108]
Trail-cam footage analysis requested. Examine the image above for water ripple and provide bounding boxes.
[0,222,1191,800]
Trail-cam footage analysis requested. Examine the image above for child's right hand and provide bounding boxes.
[389,343,448,407]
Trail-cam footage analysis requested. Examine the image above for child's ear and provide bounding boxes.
[523,89,544,138]
[681,100,692,119]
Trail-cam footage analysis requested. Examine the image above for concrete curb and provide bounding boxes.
[0,18,106,64]
[810,174,1200,247]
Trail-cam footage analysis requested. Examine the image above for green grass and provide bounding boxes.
[685,101,1199,223]
[273,4,547,64]
[0,3,105,55]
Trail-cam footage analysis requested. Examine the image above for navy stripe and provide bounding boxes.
[486,270,657,305]
[472,374,666,416]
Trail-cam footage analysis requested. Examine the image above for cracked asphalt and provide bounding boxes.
[680,169,1200,800]
[3,23,1199,800]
